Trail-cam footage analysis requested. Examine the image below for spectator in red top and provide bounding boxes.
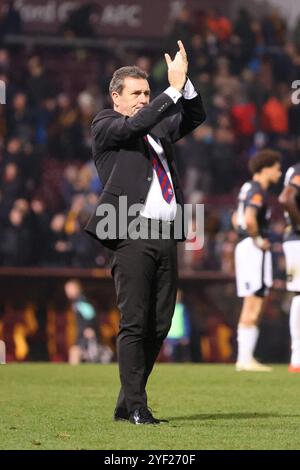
[231,94,257,137]
[261,95,288,134]
[206,8,232,43]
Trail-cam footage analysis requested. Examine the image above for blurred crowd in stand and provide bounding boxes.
[1,4,299,278]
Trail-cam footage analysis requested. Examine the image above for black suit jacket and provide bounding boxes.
[84,90,206,243]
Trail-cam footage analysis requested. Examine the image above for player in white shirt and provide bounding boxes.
[279,163,300,372]
[232,150,282,371]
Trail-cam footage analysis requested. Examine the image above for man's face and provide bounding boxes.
[267,162,282,184]
[112,77,150,117]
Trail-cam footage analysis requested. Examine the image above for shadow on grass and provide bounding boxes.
[165,413,300,422]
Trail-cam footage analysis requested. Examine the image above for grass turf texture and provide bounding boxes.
[1,364,300,450]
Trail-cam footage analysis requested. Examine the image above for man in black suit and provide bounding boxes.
[85,41,206,424]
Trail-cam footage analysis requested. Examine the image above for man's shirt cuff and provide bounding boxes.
[183,78,197,100]
[164,86,182,103]
[164,79,197,103]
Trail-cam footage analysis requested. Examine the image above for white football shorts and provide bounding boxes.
[235,237,272,298]
[283,240,300,292]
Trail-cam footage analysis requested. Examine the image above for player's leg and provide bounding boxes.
[0,340,6,364]
[68,345,82,365]
[236,295,272,371]
[235,238,272,371]
[289,294,300,372]
[283,240,300,372]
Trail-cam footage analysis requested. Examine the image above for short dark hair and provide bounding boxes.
[248,149,281,175]
[109,66,148,95]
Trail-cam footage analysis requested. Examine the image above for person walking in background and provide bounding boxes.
[279,163,300,373]
[232,150,282,371]
[164,289,191,362]
[85,41,206,424]
[65,279,112,365]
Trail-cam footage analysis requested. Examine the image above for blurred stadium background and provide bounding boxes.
[1,0,300,365]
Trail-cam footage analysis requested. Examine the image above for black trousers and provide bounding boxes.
[106,232,178,413]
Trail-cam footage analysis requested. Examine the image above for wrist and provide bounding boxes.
[171,85,184,93]
[253,236,265,248]
[164,86,182,103]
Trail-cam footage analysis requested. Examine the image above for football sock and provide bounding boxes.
[237,325,259,364]
[290,295,300,366]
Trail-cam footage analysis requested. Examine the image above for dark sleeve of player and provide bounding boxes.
[280,164,300,229]
[244,184,265,211]
[285,164,300,190]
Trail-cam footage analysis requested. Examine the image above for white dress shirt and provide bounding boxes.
[140,79,197,221]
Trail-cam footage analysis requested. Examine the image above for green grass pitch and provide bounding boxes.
[1,363,300,450]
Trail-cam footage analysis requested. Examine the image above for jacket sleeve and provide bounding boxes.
[92,92,177,150]
[164,93,206,143]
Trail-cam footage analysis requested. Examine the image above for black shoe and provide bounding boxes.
[129,407,160,425]
[113,407,130,421]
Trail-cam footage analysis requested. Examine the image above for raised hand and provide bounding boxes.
[176,40,188,75]
[165,40,188,92]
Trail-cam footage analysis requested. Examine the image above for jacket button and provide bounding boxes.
[140,198,145,203]
[147,177,152,181]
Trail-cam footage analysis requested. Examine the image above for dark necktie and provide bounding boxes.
[144,136,174,204]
